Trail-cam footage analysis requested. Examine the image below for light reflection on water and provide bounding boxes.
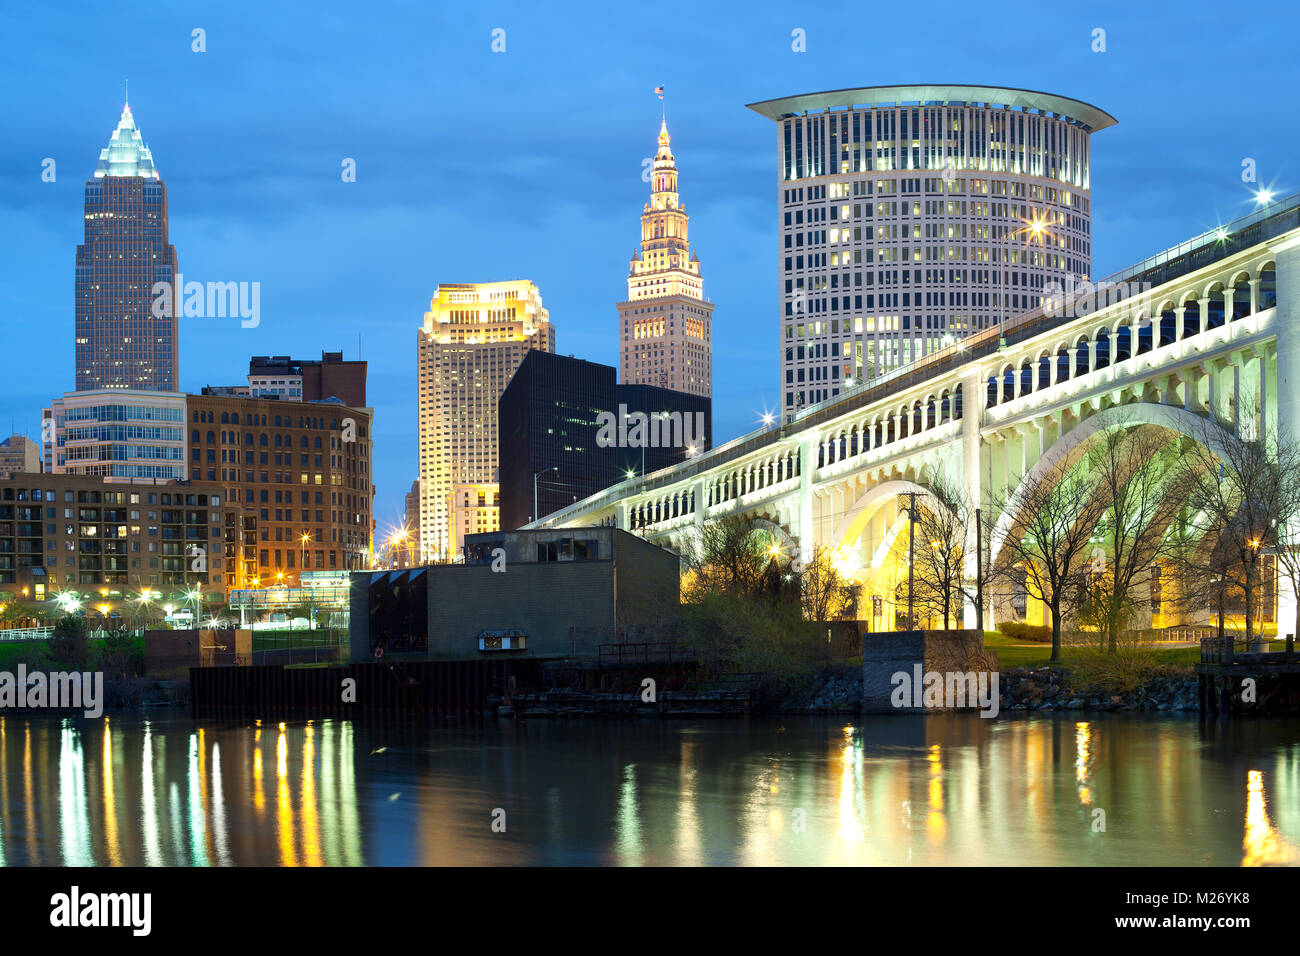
[0,713,1296,866]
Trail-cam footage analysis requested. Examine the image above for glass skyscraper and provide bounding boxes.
[74,102,179,392]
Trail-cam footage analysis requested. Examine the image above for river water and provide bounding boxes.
[0,713,1295,865]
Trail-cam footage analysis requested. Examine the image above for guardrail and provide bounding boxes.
[597,642,694,667]
[1199,636,1291,661]
[0,626,54,642]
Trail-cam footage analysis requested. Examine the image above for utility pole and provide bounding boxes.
[906,491,917,630]
[975,506,984,632]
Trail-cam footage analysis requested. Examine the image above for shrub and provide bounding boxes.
[1000,621,1053,643]
[48,614,93,669]
[681,590,830,699]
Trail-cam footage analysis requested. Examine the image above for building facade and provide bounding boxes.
[618,120,714,398]
[185,392,374,593]
[498,351,712,530]
[417,280,554,563]
[247,351,368,407]
[0,436,40,477]
[0,473,224,606]
[45,389,188,481]
[747,85,1115,418]
[75,103,179,392]
[350,527,680,661]
[446,482,500,560]
[499,351,619,529]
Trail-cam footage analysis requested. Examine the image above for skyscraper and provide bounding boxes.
[618,118,714,398]
[75,102,179,391]
[417,281,554,563]
[747,85,1115,418]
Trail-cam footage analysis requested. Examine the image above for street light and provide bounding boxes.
[533,466,558,523]
[998,216,1047,348]
[300,531,312,578]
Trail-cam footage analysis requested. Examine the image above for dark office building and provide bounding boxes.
[499,351,617,529]
[75,103,179,391]
[499,352,712,530]
[614,382,713,477]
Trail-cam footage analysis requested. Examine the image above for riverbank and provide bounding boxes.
[774,661,1199,715]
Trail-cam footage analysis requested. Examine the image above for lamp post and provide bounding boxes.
[533,466,558,524]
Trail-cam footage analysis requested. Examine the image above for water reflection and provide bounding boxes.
[0,714,1293,865]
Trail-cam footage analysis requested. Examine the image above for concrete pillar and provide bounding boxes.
[1233,363,1242,437]
[959,373,983,628]
[1175,305,1185,343]
[1204,362,1217,421]
[1271,239,1300,631]
[798,436,817,559]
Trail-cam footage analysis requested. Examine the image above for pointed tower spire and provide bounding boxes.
[94,100,159,179]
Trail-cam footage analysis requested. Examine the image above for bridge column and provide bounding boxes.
[1202,361,1217,421]
[797,436,817,562]
[960,372,983,628]
[1232,363,1242,437]
[1271,238,1300,635]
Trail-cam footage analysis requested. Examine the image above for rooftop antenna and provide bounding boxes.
[124,78,129,106]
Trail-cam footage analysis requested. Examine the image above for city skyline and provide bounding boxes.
[1,2,1296,532]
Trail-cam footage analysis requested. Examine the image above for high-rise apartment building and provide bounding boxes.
[0,473,225,603]
[618,119,714,398]
[417,281,554,562]
[747,85,1116,418]
[75,102,179,392]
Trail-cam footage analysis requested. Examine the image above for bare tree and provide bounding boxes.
[798,546,863,623]
[1083,422,1184,651]
[989,454,1108,662]
[681,514,776,603]
[1172,405,1298,657]
[911,473,979,630]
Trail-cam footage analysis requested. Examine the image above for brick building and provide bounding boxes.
[185,392,374,593]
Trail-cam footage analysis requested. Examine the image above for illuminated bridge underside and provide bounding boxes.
[531,200,1300,627]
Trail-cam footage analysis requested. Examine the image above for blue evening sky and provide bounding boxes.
[1,0,1295,531]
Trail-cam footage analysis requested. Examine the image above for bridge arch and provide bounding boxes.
[827,478,955,554]
[990,403,1237,567]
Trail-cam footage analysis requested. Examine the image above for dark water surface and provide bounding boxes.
[0,713,1295,865]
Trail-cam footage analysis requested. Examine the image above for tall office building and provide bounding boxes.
[618,119,714,398]
[75,101,179,392]
[417,281,554,563]
[747,85,1115,417]
[498,350,712,531]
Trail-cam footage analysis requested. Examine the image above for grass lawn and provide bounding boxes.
[982,631,1209,668]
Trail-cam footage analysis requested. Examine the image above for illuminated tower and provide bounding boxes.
[75,101,179,391]
[747,84,1115,419]
[618,118,713,397]
[416,281,554,563]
